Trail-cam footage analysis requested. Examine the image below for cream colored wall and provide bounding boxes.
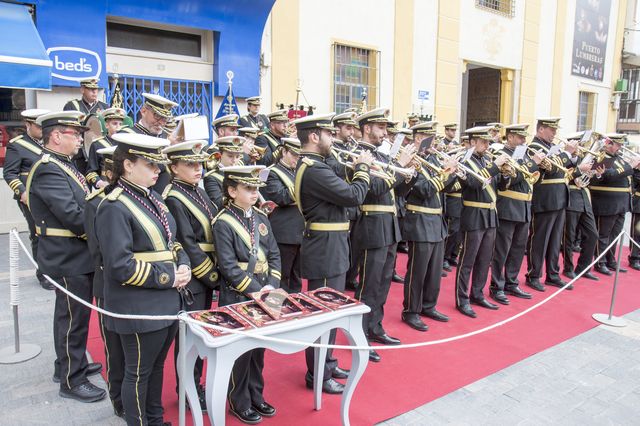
[434,0,462,126]
[411,0,439,119]
[269,0,300,113]
[533,0,557,120]
[392,0,415,122]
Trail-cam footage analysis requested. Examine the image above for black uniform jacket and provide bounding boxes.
[530,136,573,213]
[3,134,42,199]
[633,170,640,214]
[203,167,224,208]
[85,188,106,298]
[326,141,360,221]
[566,160,593,214]
[589,152,634,216]
[120,124,172,194]
[496,146,539,223]
[63,99,108,115]
[86,135,114,187]
[352,141,415,249]
[255,130,282,166]
[26,148,92,276]
[96,179,190,334]
[295,152,370,279]
[238,113,269,131]
[262,162,305,245]
[400,164,455,243]
[164,180,219,294]
[459,153,500,232]
[212,204,281,305]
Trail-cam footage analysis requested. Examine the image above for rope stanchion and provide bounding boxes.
[0,229,41,364]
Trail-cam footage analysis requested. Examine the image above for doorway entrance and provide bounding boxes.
[463,66,501,129]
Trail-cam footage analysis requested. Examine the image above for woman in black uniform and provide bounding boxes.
[162,140,219,410]
[212,165,281,424]
[96,132,191,426]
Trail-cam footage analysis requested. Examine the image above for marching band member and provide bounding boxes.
[163,140,220,410]
[292,113,372,389]
[443,130,465,271]
[212,165,281,424]
[3,109,50,289]
[84,145,125,416]
[63,78,108,115]
[27,111,105,402]
[86,107,126,189]
[561,132,599,281]
[352,108,416,357]
[239,126,263,165]
[238,96,269,131]
[455,126,509,318]
[526,118,578,292]
[400,122,456,331]
[203,135,246,207]
[212,113,241,138]
[489,124,541,304]
[96,133,191,425]
[590,133,640,275]
[629,167,640,271]
[442,123,459,149]
[261,137,304,293]
[255,109,289,166]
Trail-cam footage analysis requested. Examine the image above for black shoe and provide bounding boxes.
[526,278,546,292]
[457,304,477,318]
[369,333,401,345]
[401,313,428,332]
[448,258,459,266]
[563,270,576,279]
[607,264,627,273]
[345,280,359,291]
[420,308,449,322]
[305,372,345,394]
[545,278,573,290]
[441,271,448,278]
[572,245,582,253]
[582,272,600,281]
[470,297,499,310]
[113,401,125,418]
[595,265,613,275]
[252,401,276,417]
[392,272,404,283]
[368,349,381,362]
[55,362,103,383]
[332,366,350,379]
[40,279,55,290]
[442,260,452,272]
[397,243,409,254]
[229,407,262,424]
[630,261,640,271]
[504,286,532,299]
[489,290,509,305]
[59,382,106,403]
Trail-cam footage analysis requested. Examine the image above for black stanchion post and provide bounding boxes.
[592,233,628,327]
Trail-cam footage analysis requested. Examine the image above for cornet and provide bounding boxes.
[332,147,416,179]
[486,150,540,185]
[431,149,491,187]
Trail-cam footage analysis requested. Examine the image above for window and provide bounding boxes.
[476,0,515,18]
[619,68,640,122]
[333,43,379,114]
[107,21,203,58]
[577,91,596,131]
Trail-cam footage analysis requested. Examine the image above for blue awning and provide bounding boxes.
[0,2,52,90]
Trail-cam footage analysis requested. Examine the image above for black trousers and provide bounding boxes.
[595,213,625,267]
[53,273,93,389]
[403,241,444,314]
[174,290,212,392]
[305,273,346,379]
[355,244,397,337]
[491,219,529,291]
[120,323,177,426]
[444,216,462,261]
[277,243,302,293]
[630,213,640,262]
[526,209,565,281]
[563,210,598,273]
[455,228,496,307]
[345,220,361,285]
[229,349,265,412]
[96,297,125,408]
[17,200,43,280]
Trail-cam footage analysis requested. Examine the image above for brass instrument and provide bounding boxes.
[332,147,416,179]
[400,147,451,178]
[554,136,605,162]
[486,147,540,185]
[526,146,572,177]
[431,149,491,187]
[620,145,640,164]
[250,144,267,160]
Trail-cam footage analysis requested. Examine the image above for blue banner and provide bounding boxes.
[216,85,240,119]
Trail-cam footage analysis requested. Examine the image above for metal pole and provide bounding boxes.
[592,233,627,327]
[13,305,20,353]
[178,318,186,426]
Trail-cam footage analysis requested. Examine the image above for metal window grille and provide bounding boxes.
[619,68,640,123]
[333,44,379,114]
[476,0,515,18]
[577,91,596,131]
[106,74,213,124]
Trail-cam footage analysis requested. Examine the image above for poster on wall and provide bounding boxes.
[571,0,612,82]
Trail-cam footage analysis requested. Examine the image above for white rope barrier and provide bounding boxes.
[9,229,630,351]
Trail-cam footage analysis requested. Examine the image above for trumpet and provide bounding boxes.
[402,148,451,177]
[526,147,572,177]
[332,147,416,179]
[431,149,491,187]
[620,145,640,164]
[250,144,267,161]
[486,150,540,185]
[554,136,605,162]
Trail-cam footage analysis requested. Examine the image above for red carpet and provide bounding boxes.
[87,249,640,425]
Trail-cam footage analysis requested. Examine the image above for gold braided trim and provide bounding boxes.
[405,204,442,214]
[361,204,396,214]
[132,250,174,262]
[463,200,496,210]
[446,192,462,198]
[198,243,215,252]
[307,222,350,231]
[238,261,269,274]
[192,257,214,278]
[35,226,84,238]
[497,190,532,202]
[540,178,567,185]
[589,186,631,193]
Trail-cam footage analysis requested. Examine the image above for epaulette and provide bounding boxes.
[9,135,25,144]
[301,157,315,166]
[41,154,50,163]
[106,187,123,201]
[86,187,106,201]
[211,209,226,225]
[253,206,267,216]
[162,184,173,199]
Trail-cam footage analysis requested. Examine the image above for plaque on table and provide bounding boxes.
[304,287,360,310]
[249,288,307,320]
[231,301,285,327]
[290,293,332,315]
[189,307,254,337]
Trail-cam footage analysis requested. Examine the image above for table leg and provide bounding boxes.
[313,331,330,410]
[183,345,203,426]
[341,319,369,426]
[205,350,233,426]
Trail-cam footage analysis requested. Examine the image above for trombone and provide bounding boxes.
[332,147,416,179]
